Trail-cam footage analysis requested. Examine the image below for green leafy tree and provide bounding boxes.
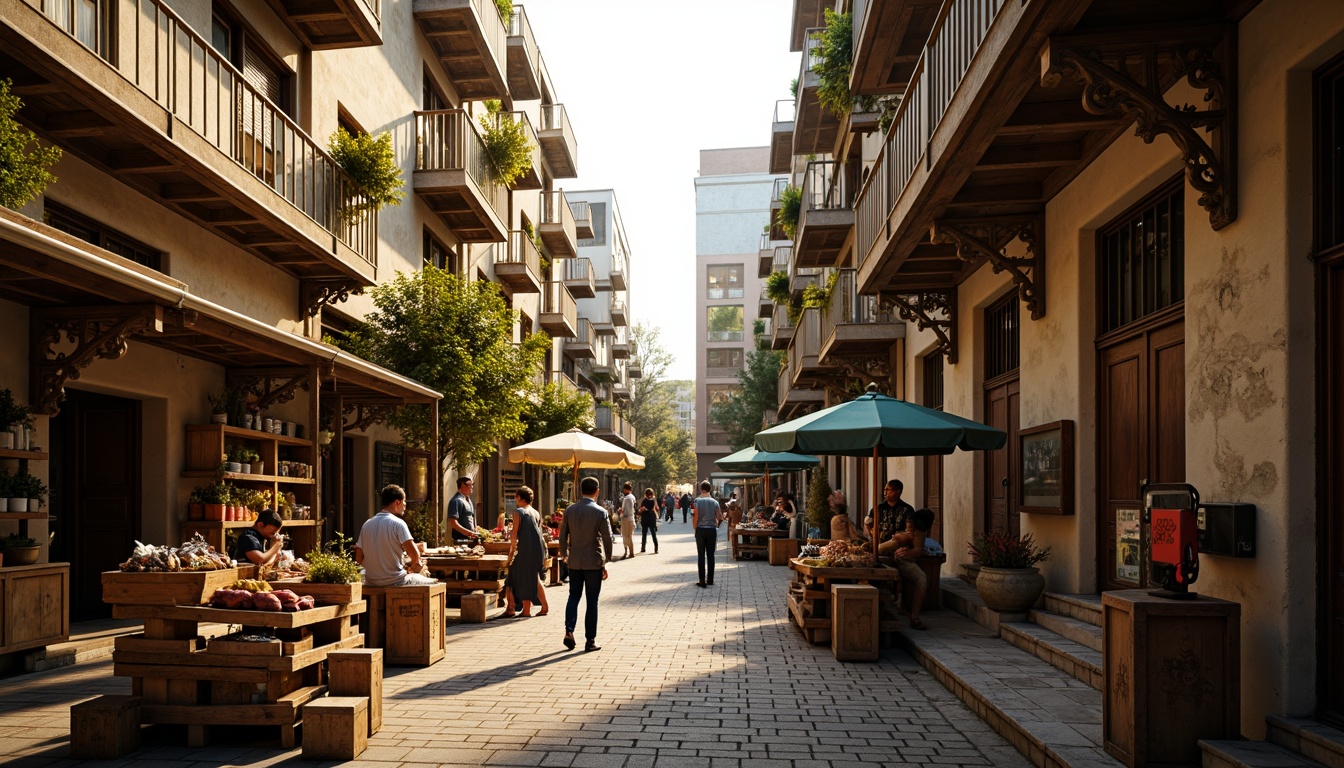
[624,324,695,490]
[328,128,405,218]
[520,381,593,442]
[709,348,785,451]
[333,267,548,470]
[0,79,61,210]
[812,9,853,119]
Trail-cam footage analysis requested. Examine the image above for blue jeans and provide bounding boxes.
[564,568,603,640]
[641,521,659,551]
[695,527,717,583]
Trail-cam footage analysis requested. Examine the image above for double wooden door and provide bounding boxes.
[1097,314,1185,592]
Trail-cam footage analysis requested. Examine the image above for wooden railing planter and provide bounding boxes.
[126,0,378,264]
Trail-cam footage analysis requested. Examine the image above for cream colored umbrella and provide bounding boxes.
[507,428,645,493]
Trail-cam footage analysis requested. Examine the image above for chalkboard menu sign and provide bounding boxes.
[375,442,405,493]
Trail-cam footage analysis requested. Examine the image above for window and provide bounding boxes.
[45,0,112,60]
[44,201,165,272]
[707,305,744,342]
[984,294,1019,381]
[423,230,456,273]
[1099,179,1185,333]
[707,348,744,370]
[922,351,944,409]
[422,70,448,111]
[707,264,745,300]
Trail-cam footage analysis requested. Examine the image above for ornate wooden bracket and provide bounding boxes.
[301,279,364,319]
[30,305,164,415]
[827,354,891,385]
[1041,27,1236,229]
[882,291,957,364]
[932,216,1046,320]
[343,403,397,432]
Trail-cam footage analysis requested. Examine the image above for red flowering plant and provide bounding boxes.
[967,531,1052,568]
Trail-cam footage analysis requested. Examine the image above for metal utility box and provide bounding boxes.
[1197,503,1256,558]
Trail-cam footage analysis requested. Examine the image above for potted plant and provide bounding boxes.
[967,531,1053,612]
[224,445,244,474]
[328,128,404,222]
[200,483,228,521]
[479,103,535,188]
[0,533,40,566]
[207,392,228,424]
[11,470,46,510]
[0,388,33,450]
[3,466,27,513]
[278,534,362,604]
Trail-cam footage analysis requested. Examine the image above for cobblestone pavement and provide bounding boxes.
[0,524,1032,768]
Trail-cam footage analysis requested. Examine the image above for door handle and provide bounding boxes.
[1001,477,1009,488]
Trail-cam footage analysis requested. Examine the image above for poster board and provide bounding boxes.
[375,442,405,495]
[1116,508,1141,583]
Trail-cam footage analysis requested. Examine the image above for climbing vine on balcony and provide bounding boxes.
[329,127,405,219]
[802,271,839,314]
[479,102,535,188]
[812,9,853,119]
[777,184,802,239]
[765,271,791,305]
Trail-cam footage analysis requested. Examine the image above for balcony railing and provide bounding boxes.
[708,330,745,342]
[569,199,593,239]
[572,317,593,344]
[505,4,541,100]
[802,160,846,212]
[493,230,542,292]
[856,0,1010,263]
[771,177,791,204]
[774,98,797,124]
[540,280,577,336]
[540,189,578,259]
[415,109,508,223]
[594,404,637,447]
[820,268,893,342]
[563,256,595,297]
[707,285,746,300]
[538,104,578,178]
[773,246,792,272]
[548,371,581,396]
[127,0,377,263]
[609,298,627,326]
[499,110,541,190]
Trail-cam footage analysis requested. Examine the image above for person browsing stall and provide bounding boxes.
[354,485,438,587]
[446,476,477,542]
[232,509,285,567]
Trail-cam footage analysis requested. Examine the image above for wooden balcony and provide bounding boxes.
[414,0,508,101]
[758,289,773,320]
[851,0,942,96]
[547,371,583,398]
[414,110,508,243]
[267,0,381,49]
[790,308,838,387]
[494,231,542,294]
[627,358,642,379]
[0,0,377,285]
[771,303,795,351]
[770,99,796,174]
[779,367,824,419]
[539,281,577,337]
[609,256,627,291]
[540,190,578,260]
[769,178,791,242]
[820,269,904,367]
[794,29,839,157]
[591,318,615,337]
[565,318,595,359]
[612,340,630,360]
[501,111,542,190]
[762,245,791,280]
[538,104,578,178]
[789,0,827,51]
[593,404,637,451]
[794,160,854,269]
[609,299,627,328]
[570,200,594,240]
[505,5,541,100]
[563,256,595,299]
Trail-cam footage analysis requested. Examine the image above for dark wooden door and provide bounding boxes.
[50,390,141,621]
[984,377,1020,537]
[1098,316,1185,592]
[922,455,943,543]
[1321,258,1344,723]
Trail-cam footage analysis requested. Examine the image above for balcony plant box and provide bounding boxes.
[101,567,240,606]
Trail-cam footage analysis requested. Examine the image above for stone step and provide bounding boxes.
[940,577,1028,635]
[1029,607,1104,653]
[1268,716,1344,768]
[895,608,1123,768]
[1001,621,1103,689]
[1043,592,1103,627]
[1201,739,1327,768]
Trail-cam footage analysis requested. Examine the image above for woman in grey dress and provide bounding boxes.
[503,485,549,618]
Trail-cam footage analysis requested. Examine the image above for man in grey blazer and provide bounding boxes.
[558,476,613,652]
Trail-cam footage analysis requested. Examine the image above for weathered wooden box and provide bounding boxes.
[831,584,879,662]
[101,568,238,606]
[270,578,362,605]
[769,538,800,565]
[362,584,446,666]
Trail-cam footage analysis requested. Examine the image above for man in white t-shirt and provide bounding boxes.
[354,485,438,587]
[619,482,637,560]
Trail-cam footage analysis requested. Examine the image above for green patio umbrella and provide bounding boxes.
[755,384,1006,554]
[715,447,820,511]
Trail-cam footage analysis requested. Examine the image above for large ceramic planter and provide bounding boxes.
[4,545,40,566]
[975,566,1045,612]
[962,562,983,586]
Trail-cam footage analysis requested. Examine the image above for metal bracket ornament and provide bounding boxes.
[1041,29,1236,229]
[932,217,1045,320]
[301,279,364,318]
[883,291,957,364]
[30,305,164,415]
[343,403,397,432]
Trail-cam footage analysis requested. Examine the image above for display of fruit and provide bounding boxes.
[209,588,317,611]
[227,579,273,592]
[118,534,232,572]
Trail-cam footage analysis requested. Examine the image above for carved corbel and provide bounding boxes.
[342,403,397,432]
[932,217,1045,320]
[253,374,309,411]
[301,279,364,319]
[30,305,164,415]
[1041,28,1236,229]
[883,291,957,364]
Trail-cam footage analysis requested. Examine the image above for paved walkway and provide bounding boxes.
[0,524,1032,768]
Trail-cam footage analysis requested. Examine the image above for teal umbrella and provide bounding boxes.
[755,384,1005,554]
[716,447,820,511]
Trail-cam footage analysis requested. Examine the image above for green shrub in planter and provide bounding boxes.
[777,184,802,240]
[478,107,534,188]
[0,388,33,432]
[811,9,853,119]
[329,128,405,220]
[11,471,46,507]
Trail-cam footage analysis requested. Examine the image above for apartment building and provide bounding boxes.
[671,381,695,434]
[693,147,781,482]
[0,0,592,630]
[772,0,1344,741]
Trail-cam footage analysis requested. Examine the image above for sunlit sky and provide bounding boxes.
[524,1,798,382]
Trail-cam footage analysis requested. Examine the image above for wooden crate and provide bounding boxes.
[1,563,70,654]
[328,648,383,735]
[832,584,879,661]
[481,542,511,555]
[363,584,446,666]
[70,695,141,759]
[269,579,362,605]
[1102,590,1241,768]
[302,696,368,759]
[101,568,239,606]
[769,538,800,565]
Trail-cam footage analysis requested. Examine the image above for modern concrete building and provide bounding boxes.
[670,381,695,434]
[693,147,783,482]
[0,0,595,630]
[771,0,1344,749]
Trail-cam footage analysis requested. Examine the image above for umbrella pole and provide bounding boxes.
[573,459,579,502]
[873,446,880,559]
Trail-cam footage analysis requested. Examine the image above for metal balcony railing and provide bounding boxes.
[565,256,594,284]
[771,177,791,204]
[508,5,538,68]
[569,199,590,226]
[773,302,795,332]
[610,298,627,321]
[114,0,378,263]
[502,229,542,275]
[540,104,578,164]
[774,98,797,124]
[473,0,510,79]
[594,404,637,446]
[415,109,508,222]
[542,280,577,327]
[548,371,580,396]
[788,246,821,285]
[803,27,824,78]
[856,0,1010,262]
[802,160,847,212]
[542,189,576,233]
[820,268,893,342]
[572,317,592,344]
[773,246,793,272]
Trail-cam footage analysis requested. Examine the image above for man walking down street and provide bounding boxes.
[692,481,724,587]
[619,482,637,559]
[559,476,613,652]
[663,491,676,523]
[680,491,693,524]
[446,476,477,542]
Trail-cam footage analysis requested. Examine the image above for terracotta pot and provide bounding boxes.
[4,545,40,566]
[189,503,203,521]
[205,503,225,521]
[975,566,1045,612]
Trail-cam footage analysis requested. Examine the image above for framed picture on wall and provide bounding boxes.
[404,449,429,503]
[1018,420,1075,515]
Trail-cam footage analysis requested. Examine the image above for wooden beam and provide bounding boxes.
[45,110,118,137]
[978,142,1083,170]
[160,183,221,203]
[948,182,1043,207]
[999,100,1118,135]
[109,150,178,174]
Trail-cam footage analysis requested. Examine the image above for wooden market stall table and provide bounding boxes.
[180,518,319,560]
[101,569,366,748]
[423,553,508,605]
[731,526,788,560]
[786,559,903,646]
